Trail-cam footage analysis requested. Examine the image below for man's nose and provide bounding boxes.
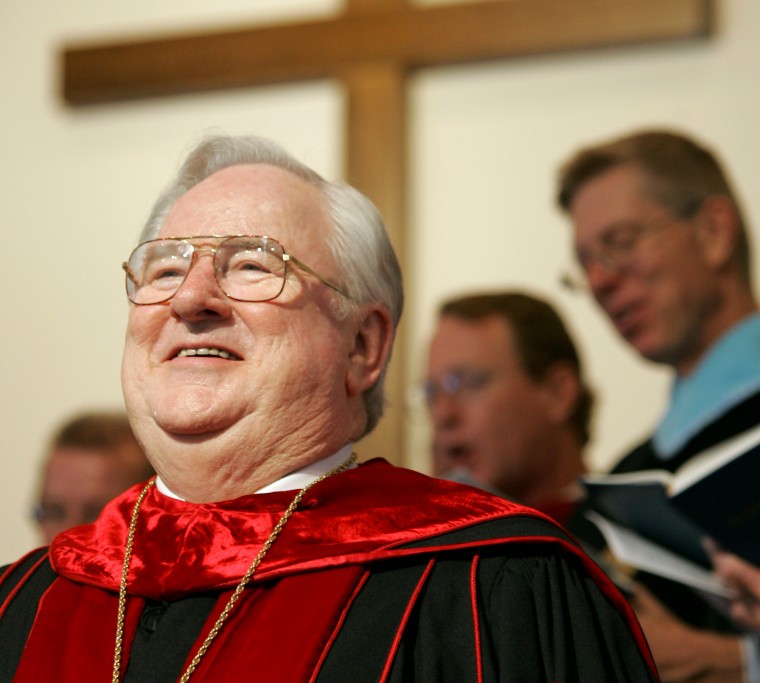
[584,258,623,299]
[170,253,233,321]
[429,391,461,430]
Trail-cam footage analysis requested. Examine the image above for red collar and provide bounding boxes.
[51,459,544,600]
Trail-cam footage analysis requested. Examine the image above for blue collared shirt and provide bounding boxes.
[654,312,760,458]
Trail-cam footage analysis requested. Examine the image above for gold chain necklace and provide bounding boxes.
[112,453,357,683]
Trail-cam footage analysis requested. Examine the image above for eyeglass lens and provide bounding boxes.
[125,236,288,304]
[425,369,494,406]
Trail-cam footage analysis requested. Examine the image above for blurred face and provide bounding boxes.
[37,448,138,543]
[426,314,557,498]
[122,164,356,477]
[569,164,720,375]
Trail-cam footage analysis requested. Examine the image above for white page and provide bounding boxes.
[670,421,760,494]
[586,512,731,597]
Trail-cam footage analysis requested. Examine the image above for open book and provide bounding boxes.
[585,512,731,598]
[582,421,760,585]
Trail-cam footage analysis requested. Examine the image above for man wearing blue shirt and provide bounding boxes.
[558,129,760,683]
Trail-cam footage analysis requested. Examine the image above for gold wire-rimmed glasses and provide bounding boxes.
[560,218,681,292]
[122,234,350,305]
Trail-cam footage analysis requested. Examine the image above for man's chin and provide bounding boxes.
[152,406,240,439]
[626,335,669,365]
[618,326,656,358]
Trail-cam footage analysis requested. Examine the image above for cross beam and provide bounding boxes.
[62,0,711,105]
[60,0,712,465]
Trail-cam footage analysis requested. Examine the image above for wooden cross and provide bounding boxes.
[61,0,711,465]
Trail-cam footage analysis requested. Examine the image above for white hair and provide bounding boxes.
[140,134,403,436]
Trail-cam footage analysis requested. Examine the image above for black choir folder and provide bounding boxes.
[582,422,760,592]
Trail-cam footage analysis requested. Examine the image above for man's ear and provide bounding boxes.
[696,195,741,271]
[346,305,395,396]
[540,362,581,425]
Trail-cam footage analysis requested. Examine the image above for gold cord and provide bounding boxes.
[112,478,155,683]
[112,453,357,683]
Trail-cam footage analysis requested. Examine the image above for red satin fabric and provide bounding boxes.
[22,459,537,682]
[13,577,145,681]
[10,459,656,680]
[13,563,369,681]
[50,459,536,600]
[185,566,368,681]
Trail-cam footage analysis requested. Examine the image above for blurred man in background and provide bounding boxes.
[33,411,153,543]
[558,128,760,682]
[425,291,593,526]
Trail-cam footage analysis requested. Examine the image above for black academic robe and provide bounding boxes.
[613,388,760,475]
[0,459,658,682]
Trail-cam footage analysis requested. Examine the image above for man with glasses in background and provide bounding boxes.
[0,134,659,681]
[425,291,592,527]
[558,129,760,683]
[33,411,153,544]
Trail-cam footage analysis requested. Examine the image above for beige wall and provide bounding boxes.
[2,0,758,560]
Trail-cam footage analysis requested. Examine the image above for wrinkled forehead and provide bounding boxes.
[158,164,335,252]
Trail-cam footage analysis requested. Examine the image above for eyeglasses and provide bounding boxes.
[32,501,104,527]
[123,235,350,305]
[561,219,678,292]
[423,369,498,407]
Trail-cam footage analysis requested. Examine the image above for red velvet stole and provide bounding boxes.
[48,459,542,600]
[13,565,368,682]
[9,459,656,679]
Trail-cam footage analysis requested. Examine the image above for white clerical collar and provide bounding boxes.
[155,443,356,501]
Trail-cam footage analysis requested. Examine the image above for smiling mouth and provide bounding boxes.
[176,347,242,360]
[605,299,637,329]
[611,305,641,335]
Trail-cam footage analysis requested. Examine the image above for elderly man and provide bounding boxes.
[558,129,759,683]
[0,135,657,682]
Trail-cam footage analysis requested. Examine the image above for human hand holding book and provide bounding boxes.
[710,545,760,631]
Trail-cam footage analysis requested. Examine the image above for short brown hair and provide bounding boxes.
[439,292,594,446]
[47,411,154,480]
[557,129,751,282]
